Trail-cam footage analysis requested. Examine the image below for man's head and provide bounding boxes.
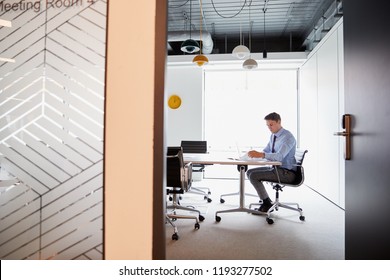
[264,112,282,134]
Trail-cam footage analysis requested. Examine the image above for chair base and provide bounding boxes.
[166,213,201,240]
[249,200,305,224]
[166,210,201,240]
[166,203,205,221]
[166,192,205,240]
[187,186,212,202]
[165,214,179,240]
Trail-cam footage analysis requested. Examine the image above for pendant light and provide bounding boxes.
[232,0,250,59]
[181,0,200,54]
[193,0,209,66]
[242,4,257,69]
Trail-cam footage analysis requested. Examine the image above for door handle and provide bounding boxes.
[334,114,352,160]
[334,131,349,136]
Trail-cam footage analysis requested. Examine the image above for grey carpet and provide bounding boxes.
[166,178,345,260]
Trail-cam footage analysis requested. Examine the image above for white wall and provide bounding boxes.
[299,53,319,189]
[299,18,345,208]
[166,66,203,146]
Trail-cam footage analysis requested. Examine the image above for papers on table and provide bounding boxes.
[228,152,266,162]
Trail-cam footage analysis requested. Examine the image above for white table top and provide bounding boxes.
[183,152,281,166]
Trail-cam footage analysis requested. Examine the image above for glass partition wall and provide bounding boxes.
[0,0,106,260]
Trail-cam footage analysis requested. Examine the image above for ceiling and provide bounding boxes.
[167,0,343,55]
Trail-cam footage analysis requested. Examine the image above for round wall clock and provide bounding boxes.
[168,94,182,109]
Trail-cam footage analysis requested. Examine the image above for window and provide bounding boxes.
[204,69,298,178]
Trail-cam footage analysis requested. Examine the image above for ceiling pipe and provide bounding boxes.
[302,0,342,50]
[167,31,214,54]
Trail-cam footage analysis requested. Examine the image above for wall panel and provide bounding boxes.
[299,55,318,188]
[298,19,345,207]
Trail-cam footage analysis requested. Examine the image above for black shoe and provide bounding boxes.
[258,202,273,213]
[251,202,273,215]
[251,207,262,215]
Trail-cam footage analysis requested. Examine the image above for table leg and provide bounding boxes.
[215,165,262,221]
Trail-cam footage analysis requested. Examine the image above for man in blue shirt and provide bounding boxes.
[247,112,297,213]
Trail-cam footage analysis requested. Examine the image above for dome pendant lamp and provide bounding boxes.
[232,45,250,59]
[193,0,208,66]
[181,39,200,53]
[181,0,200,54]
[243,58,257,69]
[232,0,250,59]
[242,4,257,70]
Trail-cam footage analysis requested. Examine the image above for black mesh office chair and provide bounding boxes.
[166,146,205,240]
[180,140,212,202]
[250,149,308,224]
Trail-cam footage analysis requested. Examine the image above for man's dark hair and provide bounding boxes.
[264,112,281,122]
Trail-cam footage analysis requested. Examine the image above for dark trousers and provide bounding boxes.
[246,167,296,200]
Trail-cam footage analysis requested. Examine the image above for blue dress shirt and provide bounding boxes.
[263,127,297,171]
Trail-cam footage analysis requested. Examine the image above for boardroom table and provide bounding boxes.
[183,152,281,221]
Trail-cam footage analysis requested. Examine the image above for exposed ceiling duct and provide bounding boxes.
[167,30,214,54]
[167,0,338,54]
[302,0,343,50]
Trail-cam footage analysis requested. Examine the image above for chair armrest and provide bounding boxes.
[182,162,193,191]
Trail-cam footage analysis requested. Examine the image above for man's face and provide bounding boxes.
[266,119,282,134]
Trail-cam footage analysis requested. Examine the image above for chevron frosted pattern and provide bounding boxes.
[0,0,106,260]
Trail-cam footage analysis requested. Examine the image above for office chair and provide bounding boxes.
[166,146,205,240]
[180,140,212,202]
[249,149,308,225]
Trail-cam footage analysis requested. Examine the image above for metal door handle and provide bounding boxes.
[334,114,352,160]
[334,131,350,136]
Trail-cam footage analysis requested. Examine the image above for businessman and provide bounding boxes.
[246,112,297,213]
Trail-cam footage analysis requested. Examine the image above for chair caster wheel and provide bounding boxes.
[199,215,205,221]
[266,217,274,224]
[215,216,221,222]
[208,191,211,195]
[195,223,200,230]
[169,196,173,201]
[207,198,212,203]
[299,216,305,221]
[172,233,179,240]
[220,198,225,203]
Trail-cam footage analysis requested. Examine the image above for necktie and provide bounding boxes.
[271,135,277,153]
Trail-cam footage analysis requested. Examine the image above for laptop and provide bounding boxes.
[228,143,266,161]
[227,143,248,161]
